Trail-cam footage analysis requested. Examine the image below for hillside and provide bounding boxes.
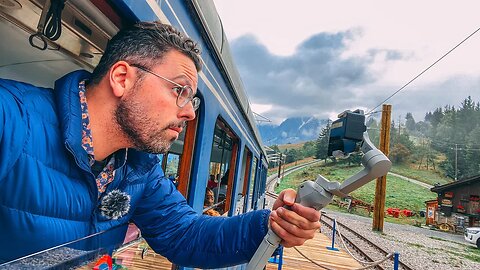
[277,142,305,151]
[274,163,444,212]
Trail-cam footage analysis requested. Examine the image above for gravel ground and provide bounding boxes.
[322,210,480,270]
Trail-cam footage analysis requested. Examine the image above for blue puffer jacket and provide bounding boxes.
[0,71,270,268]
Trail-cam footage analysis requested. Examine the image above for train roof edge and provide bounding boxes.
[187,0,267,161]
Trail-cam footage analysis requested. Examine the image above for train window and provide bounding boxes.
[159,116,199,197]
[205,119,239,215]
[165,153,180,181]
[248,157,258,211]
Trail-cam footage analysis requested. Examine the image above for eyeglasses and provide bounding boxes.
[130,64,200,110]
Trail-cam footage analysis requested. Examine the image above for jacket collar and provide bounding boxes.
[55,70,92,171]
[53,70,158,174]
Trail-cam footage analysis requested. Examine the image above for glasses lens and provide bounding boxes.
[192,97,200,111]
[177,86,194,107]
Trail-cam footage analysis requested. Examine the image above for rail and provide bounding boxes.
[321,214,413,270]
[264,173,412,270]
[266,159,321,191]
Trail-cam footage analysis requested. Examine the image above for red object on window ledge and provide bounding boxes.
[93,254,113,270]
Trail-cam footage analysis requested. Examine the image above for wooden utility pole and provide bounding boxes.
[277,153,283,179]
[372,104,392,232]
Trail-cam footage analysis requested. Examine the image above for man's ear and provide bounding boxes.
[109,61,136,98]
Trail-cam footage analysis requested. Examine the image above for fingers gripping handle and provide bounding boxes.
[246,182,331,270]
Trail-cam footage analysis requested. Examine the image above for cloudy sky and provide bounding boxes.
[213,0,480,124]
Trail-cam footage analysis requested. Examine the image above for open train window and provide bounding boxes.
[205,118,238,216]
[157,115,199,197]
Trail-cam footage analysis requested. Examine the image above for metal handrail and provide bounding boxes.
[202,200,226,213]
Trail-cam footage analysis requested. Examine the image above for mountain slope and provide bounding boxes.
[258,116,329,145]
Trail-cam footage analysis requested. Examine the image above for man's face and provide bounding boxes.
[205,191,214,206]
[115,50,198,154]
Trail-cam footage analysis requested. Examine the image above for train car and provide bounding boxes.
[0,0,268,268]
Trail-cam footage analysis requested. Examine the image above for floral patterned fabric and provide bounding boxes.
[79,80,115,194]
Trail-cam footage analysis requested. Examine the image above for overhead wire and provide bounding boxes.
[367,26,480,114]
[431,140,480,149]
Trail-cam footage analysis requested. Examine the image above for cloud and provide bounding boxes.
[229,29,480,124]
[230,30,405,123]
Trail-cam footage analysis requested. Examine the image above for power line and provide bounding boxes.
[367,26,480,114]
[432,140,480,147]
[364,110,382,116]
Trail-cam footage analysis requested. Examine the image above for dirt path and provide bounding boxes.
[388,172,434,189]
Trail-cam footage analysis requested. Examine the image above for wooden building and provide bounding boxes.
[430,175,480,228]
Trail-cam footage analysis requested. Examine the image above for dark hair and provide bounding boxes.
[221,169,229,185]
[90,21,202,85]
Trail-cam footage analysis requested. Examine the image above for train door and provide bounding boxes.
[259,162,268,209]
[235,147,252,214]
[250,158,268,210]
[204,118,238,216]
[158,114,199,198]
[247,157,258,212]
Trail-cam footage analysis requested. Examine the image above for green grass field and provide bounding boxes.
[390,163,453,186]
[275,163,438,212]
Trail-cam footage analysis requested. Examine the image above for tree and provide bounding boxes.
[405,112,416,131]
[465,127,480,176]
[285,149,299,164]
[302,141,317,158]
[425,108,443,128]
[271,145,280,152]
[315,121,331,160]
[389,143,411,164]
[415,121,430,136]
[390,124,414,153]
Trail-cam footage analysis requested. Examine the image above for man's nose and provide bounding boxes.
[180,102,196,121]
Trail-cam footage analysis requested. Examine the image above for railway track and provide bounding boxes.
[321,214,413,270]
[266,159,321,190]
[265,186,413,270]
[265,161,414,269]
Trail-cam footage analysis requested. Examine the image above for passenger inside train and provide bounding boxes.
[207,174,218,189]
[203,188,220,217]
[213,169,230,204]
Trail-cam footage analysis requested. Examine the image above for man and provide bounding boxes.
[0,22,320,268]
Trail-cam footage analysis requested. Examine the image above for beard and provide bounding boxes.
[114,84,184,154]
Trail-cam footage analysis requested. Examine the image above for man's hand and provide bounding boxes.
[269,188,321,248]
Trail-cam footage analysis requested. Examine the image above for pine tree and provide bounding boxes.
[315,121,331,160]
[405,112,416,131]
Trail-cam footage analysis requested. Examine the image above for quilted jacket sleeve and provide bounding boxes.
[132,164,270,269]
[0,79,27,181]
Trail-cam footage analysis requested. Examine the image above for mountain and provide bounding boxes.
[258,116,329,145]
